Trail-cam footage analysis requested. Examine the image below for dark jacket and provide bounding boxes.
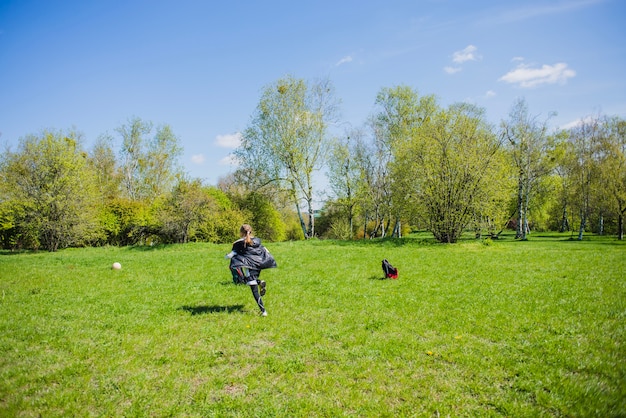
[229,237,277,270]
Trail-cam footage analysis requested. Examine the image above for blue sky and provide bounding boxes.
[1,0,625,185]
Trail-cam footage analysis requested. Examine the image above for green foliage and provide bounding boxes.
[240,192,286,242]
[89,134,121,202]
[501,98,556,239]
[156,180,247,244]
[394,101,508,243]
[1,235,624,416]
[316,201,356,239]
[102,198,158,246]
[283,212,305,240]
[237,76,339,238]
[116,117,183,202]
[157,178,211,243]
[0,130,100,251]
[0,199,38,250]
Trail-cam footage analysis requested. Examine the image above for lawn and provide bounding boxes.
[1,233,625,417]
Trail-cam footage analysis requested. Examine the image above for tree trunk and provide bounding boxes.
[522,185,531,239]
[290,181,308,239]
[578,210,586,241]
[348,205,354,239]
[306,178,315,238]
[619,209,625,240]
[560,205,569,232]
[306,196,314,238]
[393,219,401,238]
[599,214,604,235]
[363,212,368,240]
[516,171,524,239]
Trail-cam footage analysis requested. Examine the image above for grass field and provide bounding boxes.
[1,232,625,417]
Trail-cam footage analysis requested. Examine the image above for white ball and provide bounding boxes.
[112,262,122,270]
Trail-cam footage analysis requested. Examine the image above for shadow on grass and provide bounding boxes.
[179,304,245,315]
[368,275,398,281]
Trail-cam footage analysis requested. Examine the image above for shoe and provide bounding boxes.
[260,311,268,317]
[259,280,266,296]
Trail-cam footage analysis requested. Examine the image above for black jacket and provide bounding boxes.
[229,237,277,270]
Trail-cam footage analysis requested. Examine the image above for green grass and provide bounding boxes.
[1,232,625,417]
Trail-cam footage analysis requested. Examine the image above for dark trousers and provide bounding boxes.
[230,266,265,313]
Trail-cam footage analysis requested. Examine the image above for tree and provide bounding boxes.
[398,102,506,243]
[373,86,438,237]
[567,115,603,240]
[89,134,120,202]
[240,191,286,242]
[158,177,212,243]
[144,124,183,199]
[551,131,574,232]
[326,128,365,237]
[117,117,182,202]
[235,76,339,238]
[501,98,555,240]
[597,116,626,239]
[0,130,99,251]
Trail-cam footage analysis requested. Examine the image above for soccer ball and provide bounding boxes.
[112,262,122,270]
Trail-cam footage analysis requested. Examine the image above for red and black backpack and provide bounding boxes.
[382,259,398,279]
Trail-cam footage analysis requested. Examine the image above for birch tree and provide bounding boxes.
[501,98,554,240]
[596,116,626,239]
[372,86,437,237]
[235,76,339,238]
[567,115,603,240]
[326,128,365,237]
[117,117,182,202]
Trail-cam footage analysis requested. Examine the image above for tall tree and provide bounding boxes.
[235,76,339,238]
[398,102,506,243]
[597,116,626,239]
[116,117,182,202]
[144,124,183,199]
[89,133,120,202]
[501,98,554,240]
[326,128,366,237]
[158,177,212,243]
[373,86,438,237]
[552,131,574,232]
[567,115,603,240]
[117,117,152,201]
[0,130,99,251]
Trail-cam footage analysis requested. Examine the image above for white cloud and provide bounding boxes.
[452,45,480,64]
[560,116,596,130]
[499,62,576,88]
[512,56,524,62]
[191,154,205,164]
[444,66,462,74]
[485,90,496,98]
[215,132,242,148]
[219,154,239,167]
[336,55,353,66]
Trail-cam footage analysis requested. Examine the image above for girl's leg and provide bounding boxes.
[247,271,266,315]
[249,283,265,314]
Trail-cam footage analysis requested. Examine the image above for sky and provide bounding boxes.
[1,0,625,186]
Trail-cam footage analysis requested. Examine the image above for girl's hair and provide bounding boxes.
[240,224,253,246]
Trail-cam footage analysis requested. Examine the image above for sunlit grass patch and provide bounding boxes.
[1,234,625,416]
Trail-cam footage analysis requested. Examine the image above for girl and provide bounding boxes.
[226,224,276,316]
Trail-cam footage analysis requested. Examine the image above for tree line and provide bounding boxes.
[0,117,302,251]
[1,77,625,251]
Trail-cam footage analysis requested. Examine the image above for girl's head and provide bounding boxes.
[240,224,253,245]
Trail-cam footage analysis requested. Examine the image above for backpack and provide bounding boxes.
[382,259,398,279]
